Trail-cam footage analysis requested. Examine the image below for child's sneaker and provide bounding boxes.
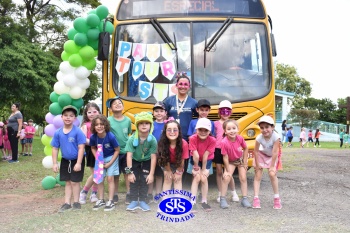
[201,202,212,211]
[79,191,87,204]
[58,203,72,213]
[220,197,229,209]
[90,193,98,203]
[23,153,28,156]
[216,192,221,203]
[232,191,240,202]
[29,153,32,156]
[252,197,261,209]
[125,193,131,204]
[93,199,106,210]
[113,194,119,204]
[139,201,151,211]
[104,200,115,211]
[72,202,81,210]
[241,197,252,208]
[126,201,139,211]
[191,203,198,213]
[273,197,282,209]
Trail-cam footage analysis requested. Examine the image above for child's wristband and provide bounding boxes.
[193,165,200,171]
[175,169,184,175]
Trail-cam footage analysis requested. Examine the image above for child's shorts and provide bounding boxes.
[118,154,127,174]
[60,157,85,182]
[26,138,33,144]
[212,148,224,164]
[154,164,164,177]
[187,157,213,175]
[85,146,95,168]
[20,139,27,144]
[288,136,293,142]
[104,156,119,177]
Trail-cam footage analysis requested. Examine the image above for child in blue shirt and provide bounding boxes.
[187,99,215,136]
[51,105,86,213]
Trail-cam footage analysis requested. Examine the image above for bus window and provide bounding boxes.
[193,22,269,103]
[113,23,191,103]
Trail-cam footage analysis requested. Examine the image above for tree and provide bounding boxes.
[288,109,319,128]
[304,97,337,123]
[275,63,312,108]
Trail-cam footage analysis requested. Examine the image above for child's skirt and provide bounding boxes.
[4,140,11,150]
[253,150,282,170]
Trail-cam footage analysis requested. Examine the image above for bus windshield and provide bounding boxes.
[113,21,270,104]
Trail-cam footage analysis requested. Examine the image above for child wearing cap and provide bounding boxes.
[20,122,27,156]
[189,118,216,212]
[106,96,132,204]
[51,105,86,213]
[24,119,36,156]
[187,99,215,136]
[253,115,282,210]
[125,112,157,212]
[148,101,167,203]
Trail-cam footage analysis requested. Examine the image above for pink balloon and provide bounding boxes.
[45,112,55,124]
[73,118,80,127]
[45,124,57,137]
[53,115,64,129]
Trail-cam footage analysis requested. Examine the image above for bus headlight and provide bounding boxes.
[247,129,255,138]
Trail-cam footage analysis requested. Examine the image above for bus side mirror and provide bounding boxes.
[98,32,110,61]
[270,33,277,57]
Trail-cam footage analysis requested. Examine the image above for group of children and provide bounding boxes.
[51,97,283,213]
[0,120,35,160]
[284,127,323,148]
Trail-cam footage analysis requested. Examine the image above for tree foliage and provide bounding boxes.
[275,63,312,108]
[288,109,319,128]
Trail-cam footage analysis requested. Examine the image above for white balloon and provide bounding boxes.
[59,61,76,74]
[56,71,64,81]
[78,78,90,89]
[42,156,53,169]
[80,89,86,98]
[62,74,78,87]
[69,86,83,99]
[75,66,91,80]
[54,81,70,95]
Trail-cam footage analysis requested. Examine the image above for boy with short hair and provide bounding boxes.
[147,101,166,203]
[25,119,36,156]
[187,99,215,136]
[51,105,86,213]
[106,96,132,204]
[125,112,157,212]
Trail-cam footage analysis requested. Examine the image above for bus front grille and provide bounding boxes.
[207,112,247,121]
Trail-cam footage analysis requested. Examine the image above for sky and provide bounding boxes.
[100,0,350,103]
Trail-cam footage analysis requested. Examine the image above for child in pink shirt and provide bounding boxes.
[25,119,36,156]
[189,118,216,212]
[219,119,250,209]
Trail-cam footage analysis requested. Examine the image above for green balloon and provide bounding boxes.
[56,174,66,186]
[88,9,97,15]
[61,51,71,61]
[50,92,60,103]
[87,28,100,41]
[106,21,114,34]
[87,39,99,50]
[41,134,52,147]
[96,5,109,20]
[72,98,84,109]
[69,54,83,67]
[74,33,88,47]
[86,14,100,28]
[67,28,78,40]
[44,146,53,156]
[49,102,63,115]
[42,176,57,190]
[58,94,72,107]
[82,58,96,70]
[73,17,89,33]
[64,40,80,54]
[79,46,95,61]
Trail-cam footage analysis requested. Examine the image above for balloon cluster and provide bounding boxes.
[41,5,112,171]
[41,174,66,190]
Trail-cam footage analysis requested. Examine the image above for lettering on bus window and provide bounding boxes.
[163,0,220,13]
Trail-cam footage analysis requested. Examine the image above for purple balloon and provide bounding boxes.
[53,115,64,129]
[73,118,80,127]
[45,112,55,124]
[45,124,57,137]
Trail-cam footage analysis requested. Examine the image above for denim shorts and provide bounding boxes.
[104,156,119,177]
[189,156,213,169]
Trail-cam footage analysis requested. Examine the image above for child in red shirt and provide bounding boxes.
[25,119,36,156]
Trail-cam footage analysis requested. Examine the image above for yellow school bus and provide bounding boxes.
[100,0,277,166]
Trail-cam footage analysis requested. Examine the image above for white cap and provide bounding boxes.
[257,116,275,125]
[195,118,212,131]
[219,100,232,109]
